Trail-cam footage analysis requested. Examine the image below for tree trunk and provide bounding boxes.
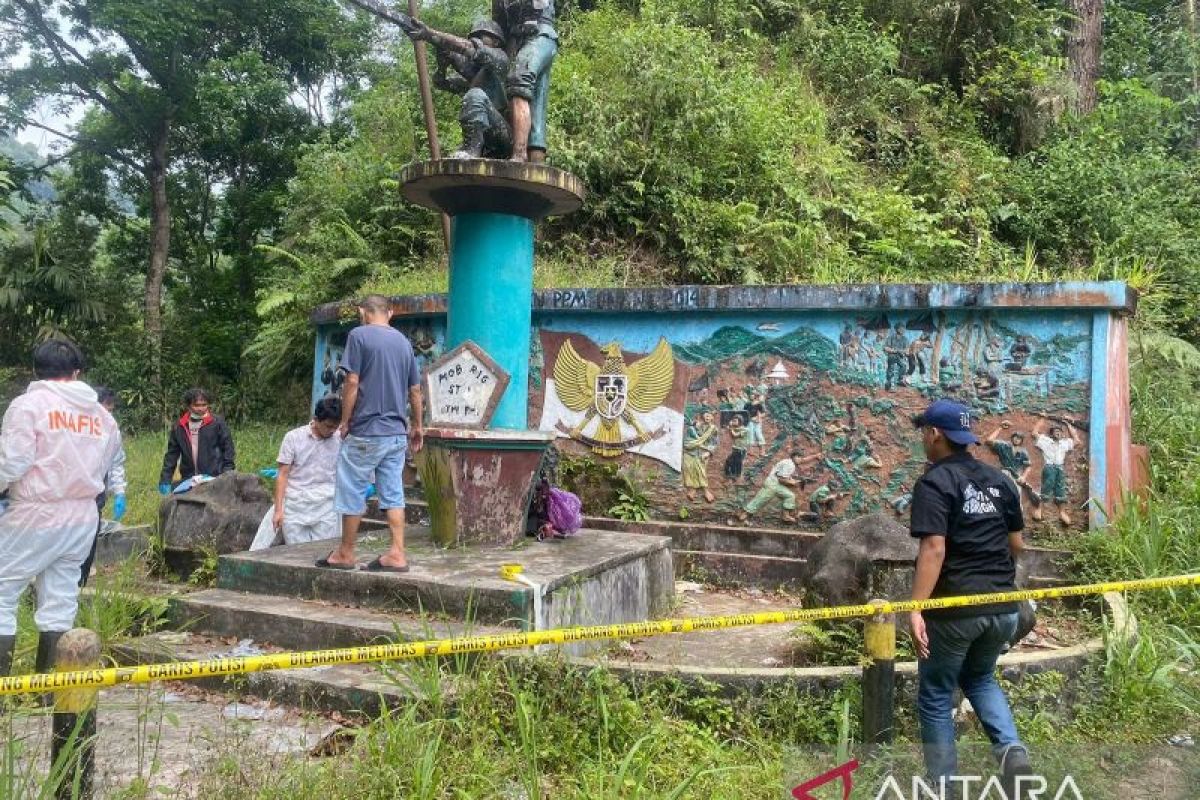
[1187,0,1199,95]
[930,312,946,385]
[1067,0,1104,115]
[144,118,172,417]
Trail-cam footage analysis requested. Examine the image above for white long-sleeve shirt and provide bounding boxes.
[104,430,127,496]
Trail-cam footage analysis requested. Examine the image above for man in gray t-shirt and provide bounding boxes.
[341,322,421,437]
[318,295,425,573]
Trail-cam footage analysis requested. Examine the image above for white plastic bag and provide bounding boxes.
[249,505,280,551]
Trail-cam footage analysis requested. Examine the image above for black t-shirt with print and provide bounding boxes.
[910,452,1024,618]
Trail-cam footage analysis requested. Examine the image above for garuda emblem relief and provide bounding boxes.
[551,338,675,457]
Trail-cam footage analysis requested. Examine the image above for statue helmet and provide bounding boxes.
[470,17,504,41]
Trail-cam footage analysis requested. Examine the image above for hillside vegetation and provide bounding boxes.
[1,0,1197,418]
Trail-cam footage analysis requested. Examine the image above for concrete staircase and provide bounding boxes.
[584,515,1072,591]
[584,516,816,589]
[108,506,1071,717]
[393,502,1073,590]
[113,524,675,714]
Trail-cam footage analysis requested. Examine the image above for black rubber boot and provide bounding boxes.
[0,634,15,677]
[36,630,67,674]
[35,630,67,705]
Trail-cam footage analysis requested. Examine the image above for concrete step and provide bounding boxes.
[95,524,152,567]
[673,550,1069,595]
[588,515,1073,583]
[400,502,1073,583]
[216,526,674,638]
[585,515,822,559]
[166,588,510,653]
[217,540,529,625]
[111,632,430,718]
[674,550,805,591]
[379,500,1076,603]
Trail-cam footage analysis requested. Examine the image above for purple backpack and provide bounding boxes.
[546,487,583,535]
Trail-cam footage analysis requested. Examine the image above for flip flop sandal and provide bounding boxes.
[315,553,357,570]
[362,557,410,574]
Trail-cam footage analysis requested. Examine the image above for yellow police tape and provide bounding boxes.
[3,572,1198,697]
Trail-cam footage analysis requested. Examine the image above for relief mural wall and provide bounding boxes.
[530,311,1092,531]
[312,283,1134,534]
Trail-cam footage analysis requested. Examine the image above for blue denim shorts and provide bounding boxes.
[333,434,407,515]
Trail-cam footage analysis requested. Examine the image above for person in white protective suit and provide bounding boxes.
[79,386,128,587]
[0,340,121,677]
[251,397,343,550]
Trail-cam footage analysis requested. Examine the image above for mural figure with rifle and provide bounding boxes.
[343,0,557,162]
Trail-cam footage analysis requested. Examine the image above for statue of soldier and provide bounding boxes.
[492,0,558,162]
[406,18,513,159]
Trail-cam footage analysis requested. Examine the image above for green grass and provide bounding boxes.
[171,339,1200,797]
[181,659,839,800]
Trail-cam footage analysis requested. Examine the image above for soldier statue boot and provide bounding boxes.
[450,123,486,159]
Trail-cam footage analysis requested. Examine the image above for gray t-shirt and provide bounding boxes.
[340,324,421,436]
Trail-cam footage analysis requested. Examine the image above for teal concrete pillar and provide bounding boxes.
[446,212,536,429]
[400,160,585,431]
[399,160,585,546]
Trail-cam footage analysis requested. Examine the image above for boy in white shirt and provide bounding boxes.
[270,398,343,545]
[1033,419,1079,525]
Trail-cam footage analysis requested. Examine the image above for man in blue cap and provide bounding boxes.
[909,399,1033,797]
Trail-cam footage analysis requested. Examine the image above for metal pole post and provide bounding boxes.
[51,628,101,800]
[862,599,896,747]
[404,0,453,252]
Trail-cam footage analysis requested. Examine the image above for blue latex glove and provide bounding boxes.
[112,494,127,521]
[365,484,377,500]
[158,483,171,496]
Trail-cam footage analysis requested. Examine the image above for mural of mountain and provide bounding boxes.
[749,326,839,372]
[674,325,765,364]
[1032,333,1090,370]
[675,324,839,372]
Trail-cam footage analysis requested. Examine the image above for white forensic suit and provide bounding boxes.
[0,381,120,636]
[251,423,341,550]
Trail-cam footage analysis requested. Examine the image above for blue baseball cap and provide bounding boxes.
[912,399,979,445]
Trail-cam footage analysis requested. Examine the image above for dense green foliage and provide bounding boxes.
[1,0,1196,420]
[1,6,1199,795]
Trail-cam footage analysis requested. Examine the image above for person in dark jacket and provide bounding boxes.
[158,388,236,494]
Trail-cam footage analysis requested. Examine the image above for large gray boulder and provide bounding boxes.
[803,512,1036,646]
[159,472,271,555]
[802,513,918,607]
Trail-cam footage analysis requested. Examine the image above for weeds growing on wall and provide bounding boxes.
[559,454,622,515]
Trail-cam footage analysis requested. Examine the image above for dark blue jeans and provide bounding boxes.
[917,612,1023,780]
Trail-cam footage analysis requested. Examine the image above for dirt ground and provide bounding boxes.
[4,684,341,799]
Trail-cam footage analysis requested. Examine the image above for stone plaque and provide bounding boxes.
[424,341,510,429]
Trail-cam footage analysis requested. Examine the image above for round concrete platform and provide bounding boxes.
[572,590,1128,693]
[399,159,585,220]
